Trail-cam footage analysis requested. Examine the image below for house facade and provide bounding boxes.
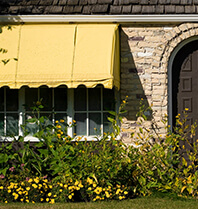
[1,0,198,143]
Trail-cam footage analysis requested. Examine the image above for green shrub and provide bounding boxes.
[1,97,198,203]
[128,103,198,198]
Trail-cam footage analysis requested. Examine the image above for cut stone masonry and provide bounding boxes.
[120,22,198,144]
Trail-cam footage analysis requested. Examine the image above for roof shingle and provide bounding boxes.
[1,0,198,15]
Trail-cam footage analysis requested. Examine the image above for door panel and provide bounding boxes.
[172,40,198,158]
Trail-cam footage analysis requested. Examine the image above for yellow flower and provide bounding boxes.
[40,198,44,202]
[49,145,53,148]
[32,184,37,189]
[0,186,3,189]
[73,120,76,123]
[64,184,68,188]
[50,199,55,204]
[185,108,189,111]
[116,189,121,195]
[60,183,63,187]
[57,134,61,138]
[55,120,59,123]
[14,194,19,200]
[46,198,49,202]
[124,191,128,195]
[87,177,93,184]
[32,201,35,204]
[28,178,33,183]
[93,183,97,188]
[79,183,83,188]
[59,189,63,192]
[68,195,72,199]
[49,185,52,189]
[5,201,7,203]
[48,192,52,197]
[96,196,100,200]
[26,187,30,191]
[105,191,110,198]
[34,178,39,184]
[94,187,102,194]
[60,119,64,123]
[119,196,123,200]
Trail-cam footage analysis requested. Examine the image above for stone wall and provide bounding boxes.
[120,22,198,145]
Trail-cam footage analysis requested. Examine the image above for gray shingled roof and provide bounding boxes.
[0,0,198,15]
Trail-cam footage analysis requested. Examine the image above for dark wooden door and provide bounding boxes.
[172,40,198,159]
[178,47,198,127]
[173,40,198,125]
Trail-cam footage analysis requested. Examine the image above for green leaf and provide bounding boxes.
[0,167,8,176]
[0,154,8,163]
[107,117,114,123]
[108,111,116,116]
[38,149,49,156]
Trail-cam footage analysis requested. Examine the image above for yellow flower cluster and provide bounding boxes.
[1,177,56,204]
[86,177,129,201]
[56,179,84,201]
[0,176,130,203]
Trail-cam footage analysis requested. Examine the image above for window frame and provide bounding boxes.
[0,86,119,142]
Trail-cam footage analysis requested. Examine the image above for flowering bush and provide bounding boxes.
[1,98,198,203]
[0,97,134,203]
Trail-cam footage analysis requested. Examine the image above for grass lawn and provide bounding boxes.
[0,196,198,209]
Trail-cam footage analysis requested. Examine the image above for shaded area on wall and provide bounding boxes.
[120,28,152,121]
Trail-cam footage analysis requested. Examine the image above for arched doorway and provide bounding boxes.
[172,40,198,129]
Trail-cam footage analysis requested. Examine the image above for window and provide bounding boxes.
[0,85,117,141]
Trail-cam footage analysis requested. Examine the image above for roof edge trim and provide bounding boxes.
[1,15,198,23]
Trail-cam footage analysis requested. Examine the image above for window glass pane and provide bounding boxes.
[6,113,18,136]
[40,87,52,111]
[25,113,39,136]
[55,113,67,122]
[103,88,115,111]
[25,88,38,111]
[6,89,18,111]
[89,113,101,135]
[103,113,113,134]
[75,113,86,135]
[0,88,4,111]
[54,87,67,111]
[74,87,86,111]
[0,114,4,136]
[89,88,101,111]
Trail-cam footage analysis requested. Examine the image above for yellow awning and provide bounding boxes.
[0,23,120,89]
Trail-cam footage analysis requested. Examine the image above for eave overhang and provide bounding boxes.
[1,15,198,23]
